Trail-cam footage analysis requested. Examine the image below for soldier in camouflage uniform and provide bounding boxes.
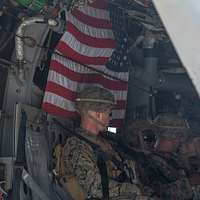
[180,136,200,200]
[59,86,155,200]
[124,120,158,152]
[124,115,194,200]
[153,114,194,200]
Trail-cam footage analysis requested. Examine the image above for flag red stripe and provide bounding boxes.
[67,22,116,48]
[71,9,112,29]
[42,102,77,118]
[115,100,127,109]
[56,41,109,65]
[109,119,124,128]
[50,60,128,90]
[88,0,108,10]
[45,81,77,101]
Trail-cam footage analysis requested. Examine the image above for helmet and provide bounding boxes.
[76,86,114,114]
[153,113,190,139]
[154,113,189,129]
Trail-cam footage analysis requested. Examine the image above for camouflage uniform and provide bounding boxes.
[153,114,193,200]
[60,86,153,200]
[178,133,200,199]
[192,185,200,200]
[62,127,150,200]
[125,116,194,200]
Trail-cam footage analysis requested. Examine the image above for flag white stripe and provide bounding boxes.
[77,6,110,20]
[52,54,92,74]
[89,64,129,80]
[52,54,129,80]
[61,31,114,57]
[48,70,127,101]
[44,92,75,112]
[66,12,114,39]
[111,110,126,119]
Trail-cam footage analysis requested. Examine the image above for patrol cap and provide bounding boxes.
[153,113,190,139]
[154,113,189,129]
[76,86,115,113]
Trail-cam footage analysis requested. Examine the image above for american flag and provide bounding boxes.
[42,0,129,127]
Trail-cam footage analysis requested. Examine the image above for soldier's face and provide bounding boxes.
[156,137,180,153]
[97,110,111,131]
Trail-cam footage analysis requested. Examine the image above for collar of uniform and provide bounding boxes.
[76,127,113,152]
[76,127,99,145]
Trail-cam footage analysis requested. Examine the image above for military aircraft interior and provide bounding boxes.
[0,0,200,200]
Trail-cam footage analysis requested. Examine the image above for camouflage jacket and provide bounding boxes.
[61,128,152,200]
[138,152,194,200]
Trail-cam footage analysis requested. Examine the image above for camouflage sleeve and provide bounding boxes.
[63,137,102,198]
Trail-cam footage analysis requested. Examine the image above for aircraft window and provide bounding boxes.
[108,127,117,134]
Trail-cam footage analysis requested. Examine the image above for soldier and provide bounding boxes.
[124,120,158,152]
[153,114,193,200]
[124,116,194,200]
[124,120,161,197]
[154,113,190,153]
[58,86,155,200]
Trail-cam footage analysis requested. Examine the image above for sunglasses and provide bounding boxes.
[105,111,112,117]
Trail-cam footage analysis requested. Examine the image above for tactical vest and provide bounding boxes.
[53,136,139,200]
[54,144,87,200]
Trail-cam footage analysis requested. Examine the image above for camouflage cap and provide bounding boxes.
[76,86,115,113]
[153,113,190,139]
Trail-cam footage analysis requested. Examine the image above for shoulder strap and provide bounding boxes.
[96,151,109,200]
